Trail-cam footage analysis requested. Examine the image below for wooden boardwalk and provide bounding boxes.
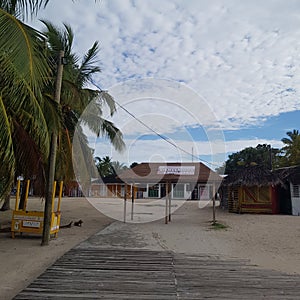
[14,248,300,299]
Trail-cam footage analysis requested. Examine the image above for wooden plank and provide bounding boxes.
[14,248,300,299]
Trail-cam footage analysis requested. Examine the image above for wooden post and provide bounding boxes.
[23,180,30,211]
[212,183,216,225]
[165,182,169,224]
[42,50,64,246]
[168,182,171,222]
[51,181,57,213]
[57,181,63,212]
[131,184,134,221]
[15,180,21,211]
[123,184,127,223]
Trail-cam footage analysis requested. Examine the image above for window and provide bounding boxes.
[100,184,107,197]
[199,185,212,200]
[173,184,184,198]
[148,184,160,197]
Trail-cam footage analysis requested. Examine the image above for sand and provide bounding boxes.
[0,197,112,300]
[0,197,299,300]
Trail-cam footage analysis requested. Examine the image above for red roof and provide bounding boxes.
[118,162,222,183]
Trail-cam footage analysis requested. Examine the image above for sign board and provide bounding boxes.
[22,221,41,228]
[157,166,195,175]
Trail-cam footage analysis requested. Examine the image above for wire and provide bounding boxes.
[91,79,220,168]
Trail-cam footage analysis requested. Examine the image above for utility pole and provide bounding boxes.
[41,50,64,246]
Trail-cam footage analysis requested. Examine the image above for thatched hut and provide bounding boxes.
[223,166,284,214]
[275,165,300,215]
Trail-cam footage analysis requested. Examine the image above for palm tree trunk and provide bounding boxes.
[41,50,64,246]
[0,194,10,211]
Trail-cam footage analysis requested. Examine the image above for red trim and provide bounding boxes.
[271,186,279,214]
[241,204,272,209]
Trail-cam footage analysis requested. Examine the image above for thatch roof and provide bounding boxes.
[274,165,300,184]
[223,165,284,187]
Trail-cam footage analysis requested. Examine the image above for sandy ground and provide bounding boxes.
[1,197,300,300]
[0,197,112,300]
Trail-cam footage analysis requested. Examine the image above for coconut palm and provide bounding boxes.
[95,156,114,178]
[0,4,52,203]
[41,21,125,188]
[0,0,49,20]
[281,130,300,166]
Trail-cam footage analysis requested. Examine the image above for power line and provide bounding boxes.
[91,80,220,168]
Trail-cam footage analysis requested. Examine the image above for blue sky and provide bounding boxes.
[31,0,300,169]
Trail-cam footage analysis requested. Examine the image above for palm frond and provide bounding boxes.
[78,41,101,85]
[0,95,15,198]
[0,9,51,96]
[0,0,49,20]
[98,90,116,116]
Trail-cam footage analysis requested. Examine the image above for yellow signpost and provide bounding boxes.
[11,180,63,239]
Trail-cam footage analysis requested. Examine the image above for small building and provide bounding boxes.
[222,166,283,214]
[276,165,300,216]
[89,162,222,200]
[117,162,222,200]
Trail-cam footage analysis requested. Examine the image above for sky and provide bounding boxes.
[30,0,300,169]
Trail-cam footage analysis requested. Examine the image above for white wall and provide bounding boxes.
[290,183,300,216]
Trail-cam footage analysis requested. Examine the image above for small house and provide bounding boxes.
[119,162,222,200]
[90,162,222,200]
[222,166,283,214]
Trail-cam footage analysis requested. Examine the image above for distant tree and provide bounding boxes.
[221,144,281,174]
[280,130,300,166]
[95,156,113,178]
[95,156,129,177]
[130,162,139,168]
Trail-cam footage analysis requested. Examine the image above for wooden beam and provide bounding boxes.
[168,182,171,222]
[165,182,169,224]
[131,183,134,221]
[123,184,127,223]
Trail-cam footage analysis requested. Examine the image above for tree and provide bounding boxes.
[281,130,300,166]
[0,0,49,20]
[0,1,124,207]
[41,21,125,187]
[40,22,125,244]
[130,162,139,168]
[221,144,281,174]
[95,156,113,177]
[0,3,52,206]
[95,157,128,178]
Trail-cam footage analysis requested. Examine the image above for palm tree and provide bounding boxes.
[0,3,124,210]
[0,3,52,204]
[40,21,125,189]
[95,156,113,178]
[281,130,300,166]
[0,1,49,20]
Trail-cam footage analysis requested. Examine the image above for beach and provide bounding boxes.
[0,197,300,299]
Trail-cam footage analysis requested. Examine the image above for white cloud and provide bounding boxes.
[32,0,300,130]
[31,0,300,164]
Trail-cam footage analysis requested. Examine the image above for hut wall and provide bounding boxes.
[271,186,279,214]
[228,186,239,213]
[290,183,300,216]
[227,185,280,214]
[239,186,275,214]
